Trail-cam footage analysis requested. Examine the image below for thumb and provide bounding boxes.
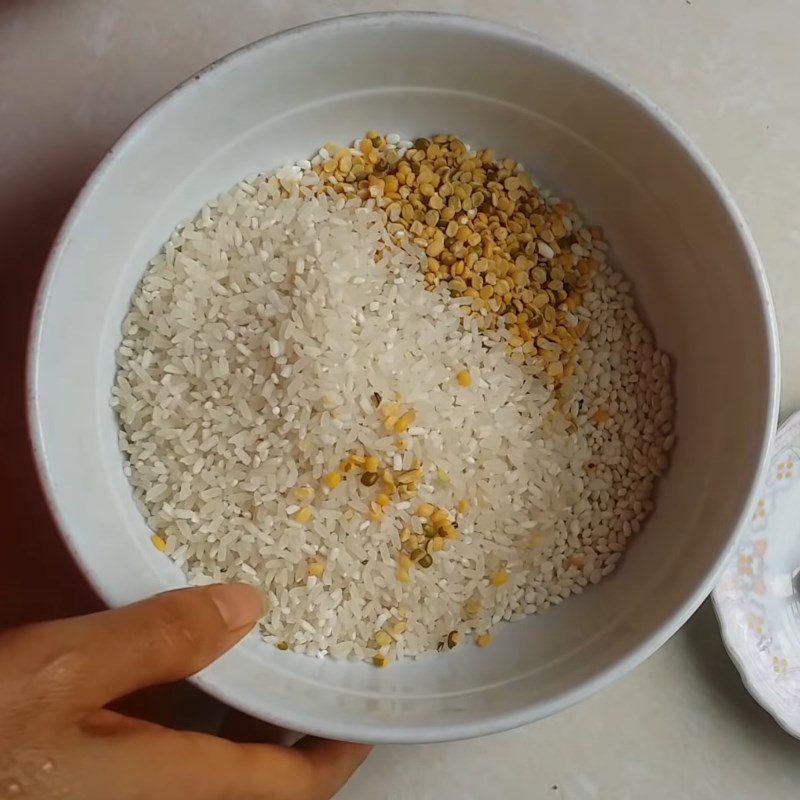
[15,584,264,711]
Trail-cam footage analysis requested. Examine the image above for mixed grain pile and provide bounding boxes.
[112,132,674,663]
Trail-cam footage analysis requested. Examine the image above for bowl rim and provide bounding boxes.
[26,11,780,743]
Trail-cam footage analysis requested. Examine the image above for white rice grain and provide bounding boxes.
[113,172,673,661]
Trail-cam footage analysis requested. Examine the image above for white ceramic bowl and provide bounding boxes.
[28,13,778,743]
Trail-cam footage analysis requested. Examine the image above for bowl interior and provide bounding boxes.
[30,14,775,742]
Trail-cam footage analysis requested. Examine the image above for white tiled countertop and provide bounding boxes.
[3,1,799,797]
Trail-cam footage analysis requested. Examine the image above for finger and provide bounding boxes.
[81,723,371,800]
[294,736,373,798]
[80,707,163,735]
[14,584,264,710]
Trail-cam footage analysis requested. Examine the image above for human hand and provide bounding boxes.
[0,584,370,799]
